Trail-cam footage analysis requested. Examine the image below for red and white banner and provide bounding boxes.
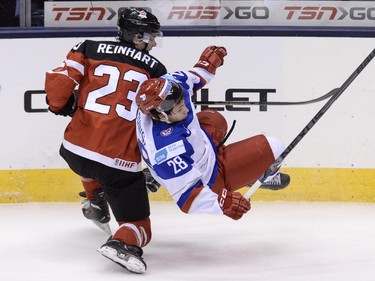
[44,1,375,27]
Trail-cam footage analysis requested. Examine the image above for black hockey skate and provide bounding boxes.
[80,189,112,235]
[260,172,290,190]
[97,239,147,274]
[247,172,290,190]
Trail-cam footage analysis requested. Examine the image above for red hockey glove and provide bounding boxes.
[194,46,227,74]
[218,189,251,220]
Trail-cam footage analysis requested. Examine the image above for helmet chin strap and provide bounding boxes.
[134,40,151,52]
[160,112,172,123]
[133,34,148,51]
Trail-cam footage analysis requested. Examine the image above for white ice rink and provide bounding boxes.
[1,201,375,281]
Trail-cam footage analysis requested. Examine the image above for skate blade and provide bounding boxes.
[91,220,112,235]
[97,246,146,274]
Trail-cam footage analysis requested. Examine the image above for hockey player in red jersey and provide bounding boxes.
[45,7,166,274]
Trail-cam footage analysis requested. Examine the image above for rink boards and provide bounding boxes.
[1,36,375,203]
[0,168,374,203]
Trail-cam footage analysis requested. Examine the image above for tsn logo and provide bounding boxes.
[52,7,116,21]
[285,6,375,20]
[168,6,269,20]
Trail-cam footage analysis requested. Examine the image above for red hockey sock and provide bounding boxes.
[113,218,151,247]
[81,178,101,200]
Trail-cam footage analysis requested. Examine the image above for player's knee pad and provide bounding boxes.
[197,109,228,145]
[113,217,152,247]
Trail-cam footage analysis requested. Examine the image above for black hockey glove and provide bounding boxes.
[143,167,161,193]
[46,91,77,117]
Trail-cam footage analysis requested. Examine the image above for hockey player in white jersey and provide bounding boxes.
[135,46,290,220]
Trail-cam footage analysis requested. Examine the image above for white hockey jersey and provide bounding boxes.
[136,68,224,215]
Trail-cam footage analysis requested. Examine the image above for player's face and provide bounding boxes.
[167,98,189,123]
[134,33,159,51]
[134,41,155,52]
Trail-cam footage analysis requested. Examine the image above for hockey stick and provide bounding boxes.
[244,48,375,200]
[194,88,338,106]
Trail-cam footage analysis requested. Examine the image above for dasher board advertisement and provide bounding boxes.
[44,0,375,27]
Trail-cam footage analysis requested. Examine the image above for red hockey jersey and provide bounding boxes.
[45,40,167,172]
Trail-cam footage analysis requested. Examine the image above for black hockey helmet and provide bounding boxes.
[117,7,161,43]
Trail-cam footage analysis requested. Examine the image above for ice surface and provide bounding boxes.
[1,201,374,281]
